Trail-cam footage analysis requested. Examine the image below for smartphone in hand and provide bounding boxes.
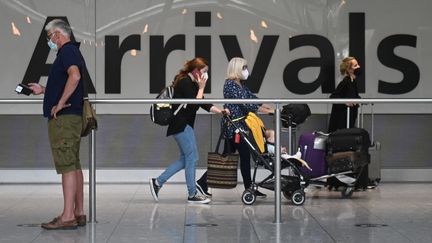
[15,83,33,96]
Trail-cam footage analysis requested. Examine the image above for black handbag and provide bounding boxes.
[207,133,239,189]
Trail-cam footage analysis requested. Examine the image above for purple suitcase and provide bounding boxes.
[298,132,327,178]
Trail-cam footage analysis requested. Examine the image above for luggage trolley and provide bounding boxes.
[282,104,371,199]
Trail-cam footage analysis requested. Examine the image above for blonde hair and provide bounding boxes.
[339,57,355,75]
[227,57,247,80]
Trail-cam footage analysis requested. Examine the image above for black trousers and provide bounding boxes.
[328,104,358,133]
[198,136,252,190]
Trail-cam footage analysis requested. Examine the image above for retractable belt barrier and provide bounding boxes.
[1,98,431,224]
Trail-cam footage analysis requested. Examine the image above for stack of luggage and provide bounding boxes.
[293,104,380,196]
[326,128,371,190]
[297,128,372,191]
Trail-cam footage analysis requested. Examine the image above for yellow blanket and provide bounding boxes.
[244,112,266,153]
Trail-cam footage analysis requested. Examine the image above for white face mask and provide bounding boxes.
[201,72,208,80]
[241,69,249,80]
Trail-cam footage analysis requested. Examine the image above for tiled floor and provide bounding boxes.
[1,183,432,243]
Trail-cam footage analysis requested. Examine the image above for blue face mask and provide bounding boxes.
[47,39,58,51]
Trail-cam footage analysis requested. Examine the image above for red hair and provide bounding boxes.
[172,57,209,87]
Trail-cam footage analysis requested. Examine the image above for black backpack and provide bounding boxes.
[150,86,184,126]
[281,104,311,126]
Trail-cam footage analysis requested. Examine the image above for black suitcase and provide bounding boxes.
[327,128,371,153]
[326,151,370,174]
[326,108,372,191]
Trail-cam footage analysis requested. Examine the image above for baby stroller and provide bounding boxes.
[226,113,311,206]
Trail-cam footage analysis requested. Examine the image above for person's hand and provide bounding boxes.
[258,104,274,114]
[264,107,275,114]
[28,83,44,95]
[222,108,230,116]
[51,102,71,119]
[268,108,275,115]
[262,104,272,109]
[346,103,354,107]
[195,73,208,89]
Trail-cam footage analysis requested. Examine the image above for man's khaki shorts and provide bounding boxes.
[48,115,82,174]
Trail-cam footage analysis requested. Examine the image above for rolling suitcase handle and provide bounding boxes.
[357,103,375,147]
[357,104,363,128]
[368,103,381,183]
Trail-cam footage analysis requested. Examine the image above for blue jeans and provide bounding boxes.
[157,125,198,197]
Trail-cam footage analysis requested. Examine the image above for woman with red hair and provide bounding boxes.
[149,57,228,204]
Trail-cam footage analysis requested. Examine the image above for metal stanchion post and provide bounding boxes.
[371,103,375,143]
[358,104,362,128]
[346,106,350,128]
[276,222,281,243]
[89,129,96,223]
[288,123,292,155]
[274,103,281,223]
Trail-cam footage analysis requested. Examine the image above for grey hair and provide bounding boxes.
[45,19,72,37]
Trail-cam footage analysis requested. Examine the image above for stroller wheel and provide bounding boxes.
[341,187,354,198]
[241,190,256,205]
[291,190,305,206]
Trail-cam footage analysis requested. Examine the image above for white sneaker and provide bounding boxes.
[187,194,211,204]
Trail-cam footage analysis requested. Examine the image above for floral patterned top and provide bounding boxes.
[222,79,261,138]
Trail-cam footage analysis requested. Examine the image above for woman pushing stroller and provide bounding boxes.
[196,57,276,198]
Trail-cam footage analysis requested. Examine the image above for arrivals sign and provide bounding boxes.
[1,1,431,114]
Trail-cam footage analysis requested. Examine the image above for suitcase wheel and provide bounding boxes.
[341,187,354,198]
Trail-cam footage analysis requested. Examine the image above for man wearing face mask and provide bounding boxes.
[28,19,85,230]
[328,57,362,133]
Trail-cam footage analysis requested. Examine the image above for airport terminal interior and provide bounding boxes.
[1,0,432,242]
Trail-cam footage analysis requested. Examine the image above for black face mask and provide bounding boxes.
[353,68,362,77]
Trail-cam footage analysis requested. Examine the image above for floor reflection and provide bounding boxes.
[2,183,432,242]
